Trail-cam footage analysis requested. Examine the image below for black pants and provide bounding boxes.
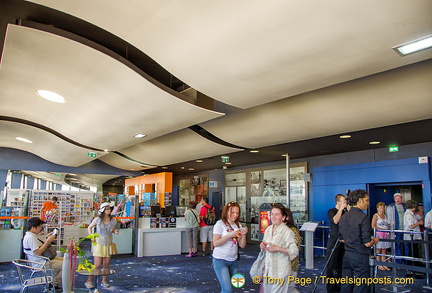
[326,239,345,293]
[341,251,370,293]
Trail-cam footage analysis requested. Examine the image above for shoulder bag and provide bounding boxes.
[249,250,266,279]
[37,238,57,260]
[109,242,118,255]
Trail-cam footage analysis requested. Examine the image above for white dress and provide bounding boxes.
[375,214,391,249]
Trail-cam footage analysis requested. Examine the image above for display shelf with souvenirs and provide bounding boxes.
[28,190,94,244]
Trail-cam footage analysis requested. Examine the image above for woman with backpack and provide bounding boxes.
[212,201,248,293]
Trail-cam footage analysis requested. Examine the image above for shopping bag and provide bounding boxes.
[249,250,266,279]
[109,243,117,255]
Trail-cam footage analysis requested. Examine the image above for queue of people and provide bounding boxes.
[326,190,429,293]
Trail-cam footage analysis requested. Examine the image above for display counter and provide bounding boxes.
[137,217,188,257]
[0,229,23,262]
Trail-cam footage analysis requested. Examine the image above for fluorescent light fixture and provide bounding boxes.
[393,35,432,56]
[36,90,66,103]
[162,167,168,169]
[196,160,203,163]
[225,162,232,165]
[250,150,259,153]
[15,137,33,143]
[339,134,352,139]
[188,168,195,171]
[133,133,146,138]
[369,141,380,145]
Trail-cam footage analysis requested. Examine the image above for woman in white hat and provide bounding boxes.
[85,202,119,289]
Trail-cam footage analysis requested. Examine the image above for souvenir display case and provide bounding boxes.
[28,191,94,245]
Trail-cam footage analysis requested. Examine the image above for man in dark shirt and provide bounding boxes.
[339,189,379,293]
[326,194,347,293]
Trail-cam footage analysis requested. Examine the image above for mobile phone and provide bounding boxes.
[51,229,58,235]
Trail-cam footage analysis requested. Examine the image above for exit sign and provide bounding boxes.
[388,146,399,152]
[87,152,97,158]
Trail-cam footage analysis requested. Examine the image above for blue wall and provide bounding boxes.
[312,157,431,224]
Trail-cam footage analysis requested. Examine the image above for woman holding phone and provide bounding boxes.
[260,203,299,293]
[212,201,248,293]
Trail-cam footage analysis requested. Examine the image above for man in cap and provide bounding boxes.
[386,192,408,263]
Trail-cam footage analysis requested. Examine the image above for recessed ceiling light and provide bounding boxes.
[339,135,352,139]
[36,90,66,103]
[103,149,109,152]
[393,35,432,56]
[250,150,259,153]
[181,167,185,169]
[196,160,203,163]
[15,137,32,143]
[133,133,146,138]
[369,141,381,145]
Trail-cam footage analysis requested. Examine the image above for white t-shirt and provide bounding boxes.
[212,220,242,261]
[425,210,432,229]
[22,231,44,267]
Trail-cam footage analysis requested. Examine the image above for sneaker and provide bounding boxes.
[100,282,111,288]
[201,251,206,257]
[185,253,193,257]
[84,282,94,289]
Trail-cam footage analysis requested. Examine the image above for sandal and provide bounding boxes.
[84,282,94,289]
[378,265,385,271]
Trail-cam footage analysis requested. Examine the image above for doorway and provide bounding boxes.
[367,182,423,215]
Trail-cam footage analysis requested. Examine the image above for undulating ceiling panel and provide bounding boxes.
[0,25,223,154]
[0,121,101,167]
[199,60,432,149]
[28,0,432,108]
[99,129,242,170]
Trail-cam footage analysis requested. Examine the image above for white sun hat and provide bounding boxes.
[99,202,114,213]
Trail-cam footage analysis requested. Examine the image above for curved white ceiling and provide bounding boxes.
[28,0,432,108]
[0,25,223,162]
[1,1,432,174]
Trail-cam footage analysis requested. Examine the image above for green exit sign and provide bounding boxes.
[388,146,399,152]
[87,152,97,158]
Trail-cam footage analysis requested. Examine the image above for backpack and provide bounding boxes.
[203,206,216,225]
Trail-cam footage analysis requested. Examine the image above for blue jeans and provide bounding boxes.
[212,257,238,293]
[395,232,409,264]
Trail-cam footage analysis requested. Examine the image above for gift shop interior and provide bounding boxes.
[1,1,432,292]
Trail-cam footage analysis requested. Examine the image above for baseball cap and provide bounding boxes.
[393,193,402,198]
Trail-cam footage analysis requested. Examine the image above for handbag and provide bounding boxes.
[109,242,118,255]
[249,250,266,279]
[35,238,57,260]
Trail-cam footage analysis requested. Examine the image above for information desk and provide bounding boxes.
[137,228,188,257]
